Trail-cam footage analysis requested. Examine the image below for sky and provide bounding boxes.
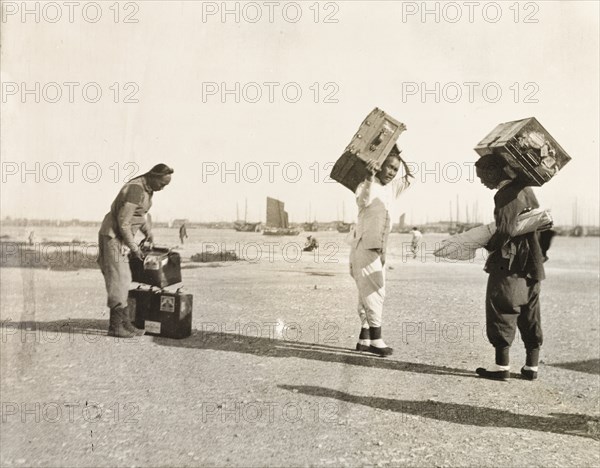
[1,1,599,226]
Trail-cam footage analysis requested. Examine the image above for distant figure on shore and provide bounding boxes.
[28,230,35,246]
[97,163,174,338]
[179,222,188,245]
[349,143,412,357]
[410,227,423,259]
[303,235,319,252]
[474,154,545,382]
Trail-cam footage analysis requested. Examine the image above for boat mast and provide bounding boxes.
[456,194,460,224]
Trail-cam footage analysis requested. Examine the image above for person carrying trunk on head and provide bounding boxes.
[349,144,413,357]
[474,154,547,381]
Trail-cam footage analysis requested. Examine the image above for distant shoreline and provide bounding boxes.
[2,218,598,235]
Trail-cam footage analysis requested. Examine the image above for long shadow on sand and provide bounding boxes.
[550,359,600,375]
[279,384,600,440]
[1,321,490,378]
[3,322,517,379]
[152,329,478,378]
[4,319,108,334]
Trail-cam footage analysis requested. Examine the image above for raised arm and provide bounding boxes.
[355,178,374,209]
[355,159,380,208]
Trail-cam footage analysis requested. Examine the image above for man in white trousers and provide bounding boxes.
[410,227,423,258]
[349,145,412,356]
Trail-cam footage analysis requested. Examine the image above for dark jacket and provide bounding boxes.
[485,182,546,281]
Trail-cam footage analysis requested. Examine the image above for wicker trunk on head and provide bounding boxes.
[330,108,406,193]
[474,117,571,186]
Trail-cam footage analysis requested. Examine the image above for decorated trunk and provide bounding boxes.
[474,117,571,186]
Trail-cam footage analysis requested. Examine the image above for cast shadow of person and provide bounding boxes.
[550,359,600,376]
[2,318,109,369]
[0,319,471,383]
[152,329,476,378]
[3,318,108,337]
[4,322,517,379]
[279,384,600,441]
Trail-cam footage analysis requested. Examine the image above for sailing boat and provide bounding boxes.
[336,201,352,233]
[234,198,262,232]
[455,197,483,234]
[394,213,409,233]
[263,197,300,236]
[303,203,318,232]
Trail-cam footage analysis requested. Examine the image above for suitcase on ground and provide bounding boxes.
[331,108,406,192]
[127,285,192,339]
[129,246,182,288]
[474,117,571,186]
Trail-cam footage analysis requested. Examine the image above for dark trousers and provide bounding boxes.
[486,273,543,363]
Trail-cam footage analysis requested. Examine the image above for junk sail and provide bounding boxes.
[263,197,299,236]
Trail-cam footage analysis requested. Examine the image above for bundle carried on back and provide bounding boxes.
[434,209,554,261]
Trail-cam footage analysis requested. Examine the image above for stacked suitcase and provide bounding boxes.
[127,246,192,339]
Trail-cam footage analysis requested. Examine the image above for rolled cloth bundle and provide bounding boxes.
[433,208,553,260]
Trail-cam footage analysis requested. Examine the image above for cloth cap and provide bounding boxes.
[147,164,174,177]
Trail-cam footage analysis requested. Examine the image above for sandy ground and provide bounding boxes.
[1,231,599,467]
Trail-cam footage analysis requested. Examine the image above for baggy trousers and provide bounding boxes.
[486,272,543,351]
[349,241,385,328]
[97,234,131,310]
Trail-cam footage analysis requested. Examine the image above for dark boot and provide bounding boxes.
[108,308,136,338]
[107,308,117,335]
[355,327,370,352]
[118,307,145,336]
[520,367,538,381]
[475,347,510,380]
[475,367,510,381]
[368,345,394,357]
[525,348,540,367]
[368,327,393,357]
[521,348,539,380]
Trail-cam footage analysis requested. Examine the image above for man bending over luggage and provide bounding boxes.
[97,164,174,338]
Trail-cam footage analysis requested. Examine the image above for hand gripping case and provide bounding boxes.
[330,108,406,192]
